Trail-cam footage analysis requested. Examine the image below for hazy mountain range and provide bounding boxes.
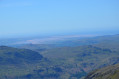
[0,35,97,46]
[0,34,119,79]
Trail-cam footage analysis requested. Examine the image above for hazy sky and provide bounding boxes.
[0,0,119,38]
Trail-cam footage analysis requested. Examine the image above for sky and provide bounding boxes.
[0,0,119,38]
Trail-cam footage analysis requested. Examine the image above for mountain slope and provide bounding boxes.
[40,45,119,74]
[0,46,43,65]
[85,64,119,79]
[0,46,85,79]
[0,46,49,79]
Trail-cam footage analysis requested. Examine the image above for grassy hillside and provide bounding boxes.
[2,45,119,79]
[85,63,119,79]
[41,45,119,72]
[0,46,64,79]
[0,46,43,64]
[0,46,87,79]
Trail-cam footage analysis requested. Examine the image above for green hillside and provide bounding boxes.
[0,46,65,79]
[0,46,86,79]
[41,45,119,72]
[0,46,43,65]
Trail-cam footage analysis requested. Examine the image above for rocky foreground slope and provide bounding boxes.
[85,64,119,79]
